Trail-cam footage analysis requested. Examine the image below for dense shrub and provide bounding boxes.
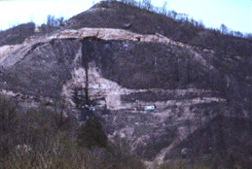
[76,116,108,149]
[0,94,18,160]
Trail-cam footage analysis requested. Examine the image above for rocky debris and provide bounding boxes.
[104,110,177,160]
[0,43,35,67]
[15,144,32,156]
[45,28,215,74]
[0,27,222,100]
[100,86,227,161]
[47,27,214,54]
[0,27,214,69]
[62,67,138,110]
[34,28,40,33]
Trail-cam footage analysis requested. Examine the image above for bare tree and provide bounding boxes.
[228,30,234,36]
[161,1,168,15]
[245,33,252,39]
[52,97,71,132]
[234,31,243,38]
[126,0,137,6]
[198,19,205,29]
[142,0,152,11]
[137,0,142,8]
[220,24,228,34]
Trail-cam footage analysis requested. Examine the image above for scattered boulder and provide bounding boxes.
[123,23,131,28]
[34,28,40,33]
[181,147,192,158]
[15,144,32,155]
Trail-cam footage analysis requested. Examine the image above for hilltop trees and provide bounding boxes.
[100,0,252,57]
[120,0,137,6]
[162,1,168,15]
[142,0,152,11]
[46,14,64,27]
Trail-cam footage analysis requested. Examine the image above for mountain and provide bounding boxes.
[0,1,252,167]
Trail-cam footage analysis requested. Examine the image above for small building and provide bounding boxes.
[144,105,156,111]
[81,105,95,111]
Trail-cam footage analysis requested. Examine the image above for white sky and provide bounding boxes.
[0,0,251,34]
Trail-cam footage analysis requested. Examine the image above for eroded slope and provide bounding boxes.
[0,27,251,164]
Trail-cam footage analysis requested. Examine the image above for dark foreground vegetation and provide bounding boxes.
[0,94,145,169]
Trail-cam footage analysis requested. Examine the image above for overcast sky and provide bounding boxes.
[0,0,251,35]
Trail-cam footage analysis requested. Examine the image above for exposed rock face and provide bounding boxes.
[0,26,251,164]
